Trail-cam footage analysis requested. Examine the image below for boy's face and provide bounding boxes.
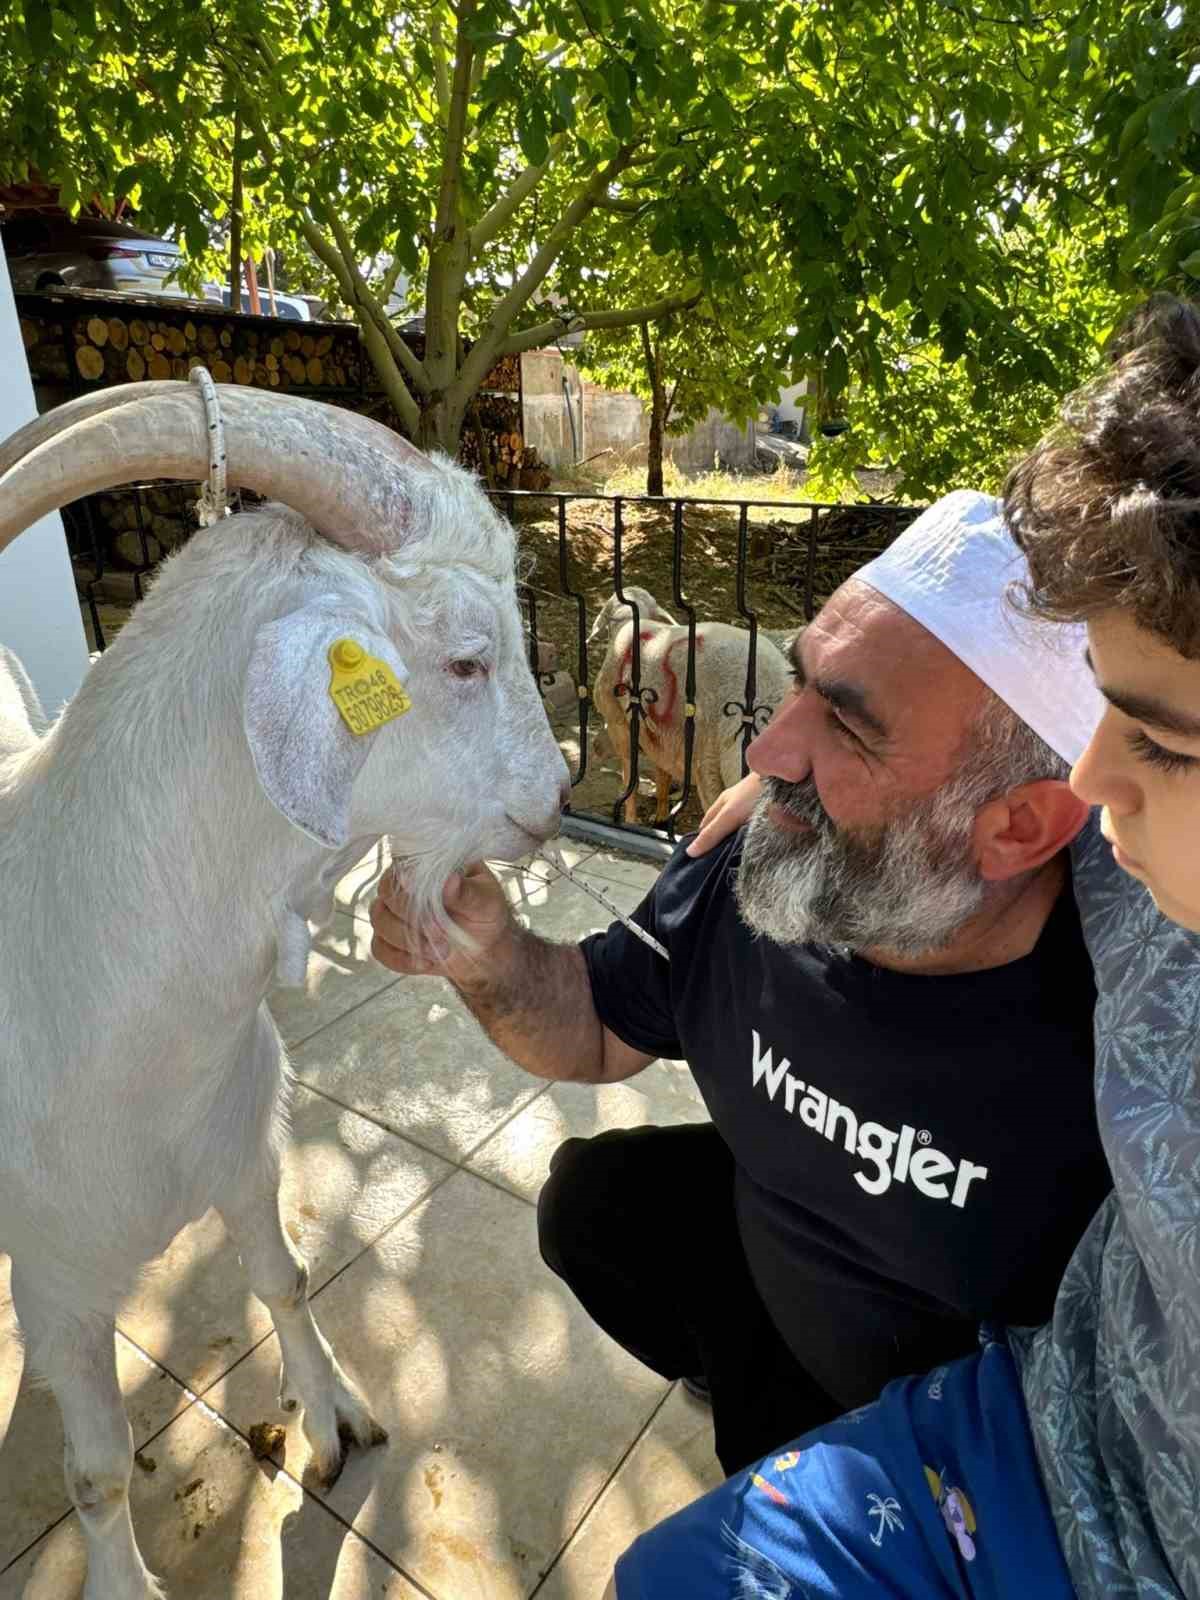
[1073,609,1200,931]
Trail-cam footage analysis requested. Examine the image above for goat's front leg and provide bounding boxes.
[11,1267,163,1599]
[218,1177,387,1489]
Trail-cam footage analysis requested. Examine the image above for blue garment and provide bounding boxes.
[1010,818,1200,1598]
[615,1335,1073,1600]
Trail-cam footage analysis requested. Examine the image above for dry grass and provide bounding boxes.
[550,449,809,511]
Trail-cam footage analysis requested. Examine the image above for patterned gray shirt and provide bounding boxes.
[1011,818,1200,1598]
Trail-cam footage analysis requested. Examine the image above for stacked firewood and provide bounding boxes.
[20,304,364,396]
[456,395,551,490]
[90,485,202,569]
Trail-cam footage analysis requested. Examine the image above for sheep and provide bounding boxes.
[0,381,569,1600]
[589,587,677,821]
[589,587,794,823]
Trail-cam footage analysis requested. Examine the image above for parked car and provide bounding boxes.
[2,212,187,297]
[204,284,311,321]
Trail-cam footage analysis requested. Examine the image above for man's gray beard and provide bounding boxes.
[733,773,991,956]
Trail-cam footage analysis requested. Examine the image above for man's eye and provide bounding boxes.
[1128,729,1198,774]
[449,659,487,680]
[827,709,861,745]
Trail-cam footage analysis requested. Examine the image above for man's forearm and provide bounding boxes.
[452,927,608,1082]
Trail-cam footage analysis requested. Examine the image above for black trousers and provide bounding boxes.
[537,1122,979,1476]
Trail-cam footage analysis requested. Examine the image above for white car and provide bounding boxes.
[203,283,311,321]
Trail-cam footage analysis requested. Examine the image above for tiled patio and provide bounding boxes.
[0,841,722,1599]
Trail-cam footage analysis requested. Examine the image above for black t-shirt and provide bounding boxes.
[583,833,1110,1387]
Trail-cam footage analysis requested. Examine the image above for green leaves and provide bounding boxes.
[2,0,1193,476]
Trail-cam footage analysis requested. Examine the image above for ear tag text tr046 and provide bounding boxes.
[327,638,412,736]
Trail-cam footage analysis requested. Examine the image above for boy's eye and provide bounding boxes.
[1128,729,1199,774]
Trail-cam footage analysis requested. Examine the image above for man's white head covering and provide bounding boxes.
[854,489,1103,765]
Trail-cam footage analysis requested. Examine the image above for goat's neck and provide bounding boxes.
[15,662,375,1026]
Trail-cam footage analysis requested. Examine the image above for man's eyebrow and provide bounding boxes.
[1085,648,1200,738]
[791,634,889,741]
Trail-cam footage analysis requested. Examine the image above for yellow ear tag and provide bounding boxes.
[327,638,412,736]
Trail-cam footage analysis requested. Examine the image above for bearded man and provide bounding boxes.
[370,490,1112,1475]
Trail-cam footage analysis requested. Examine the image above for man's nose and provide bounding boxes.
[747,693,811,783]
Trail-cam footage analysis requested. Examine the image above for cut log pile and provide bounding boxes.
[21,307,364,396]
[17,289,542,592]
[90,484,206,570]
[458,394,552,490]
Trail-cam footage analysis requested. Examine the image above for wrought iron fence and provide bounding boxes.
[489,490,923,847]
[64,481,922,846]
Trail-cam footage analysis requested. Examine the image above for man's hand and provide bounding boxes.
[369,860,652,1086]
[686,772,764,857]
[370,861,514,992]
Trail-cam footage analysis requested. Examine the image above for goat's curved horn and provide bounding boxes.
[0,384,432,558]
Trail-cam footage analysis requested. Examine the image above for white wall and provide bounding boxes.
[775,379,809,434]
[0,253,89,715]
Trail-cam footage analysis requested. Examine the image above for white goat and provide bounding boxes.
[0,382,568,1599]
[590,587,793,822]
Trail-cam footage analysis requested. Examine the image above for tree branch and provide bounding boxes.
[497,286,702,358]
[594,196,649,214]
[432,0,476,247]
[299,214,423,435]
[429,8,452,122]
[317,208,433,398]
[470,137,566,253]
[460,144,643,389]
[378,253,407,306]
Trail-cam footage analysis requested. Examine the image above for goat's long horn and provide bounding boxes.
[0,384,432,558]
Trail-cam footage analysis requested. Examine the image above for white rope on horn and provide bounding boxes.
[189,367,230,526]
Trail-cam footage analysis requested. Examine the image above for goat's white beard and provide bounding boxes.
[386,835,483,955]
[734,774,990,957]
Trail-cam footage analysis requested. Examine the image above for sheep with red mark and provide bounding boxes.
[590,587,793,823]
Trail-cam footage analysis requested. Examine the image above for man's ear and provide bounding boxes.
[974,778,1091,882]
[243,599,411,848]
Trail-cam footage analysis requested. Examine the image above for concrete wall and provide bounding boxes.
[666,408,756,472]
[0,253,89,715]
[775,379,809,429]
[581,380,646,459]
[522,349,581,468]
[521,348,756,474]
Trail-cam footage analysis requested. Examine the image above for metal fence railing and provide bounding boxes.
[489,491,923,847]
[64,482,923,847]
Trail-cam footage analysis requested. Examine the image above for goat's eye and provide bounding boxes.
[449,658,487,680]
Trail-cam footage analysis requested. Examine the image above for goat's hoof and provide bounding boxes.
[304,1369,387,1490]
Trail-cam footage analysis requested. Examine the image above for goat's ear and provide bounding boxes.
[243,600,411,849]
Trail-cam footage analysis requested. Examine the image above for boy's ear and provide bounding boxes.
[243,599,410,848]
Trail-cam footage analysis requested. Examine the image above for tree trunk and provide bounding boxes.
[416,393,464,456]
[229,109,244,313]
[641,322,666,496]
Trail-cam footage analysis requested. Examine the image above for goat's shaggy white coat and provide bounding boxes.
[0,455,567,1598]
[590,588,793,822]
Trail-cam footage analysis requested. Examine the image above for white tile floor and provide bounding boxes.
[0,840,722,1599]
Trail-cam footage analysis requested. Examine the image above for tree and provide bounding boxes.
[802,226,1126,503]
[3,0,1197,482]
[571,263,798,493]
[1,0,760,452]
